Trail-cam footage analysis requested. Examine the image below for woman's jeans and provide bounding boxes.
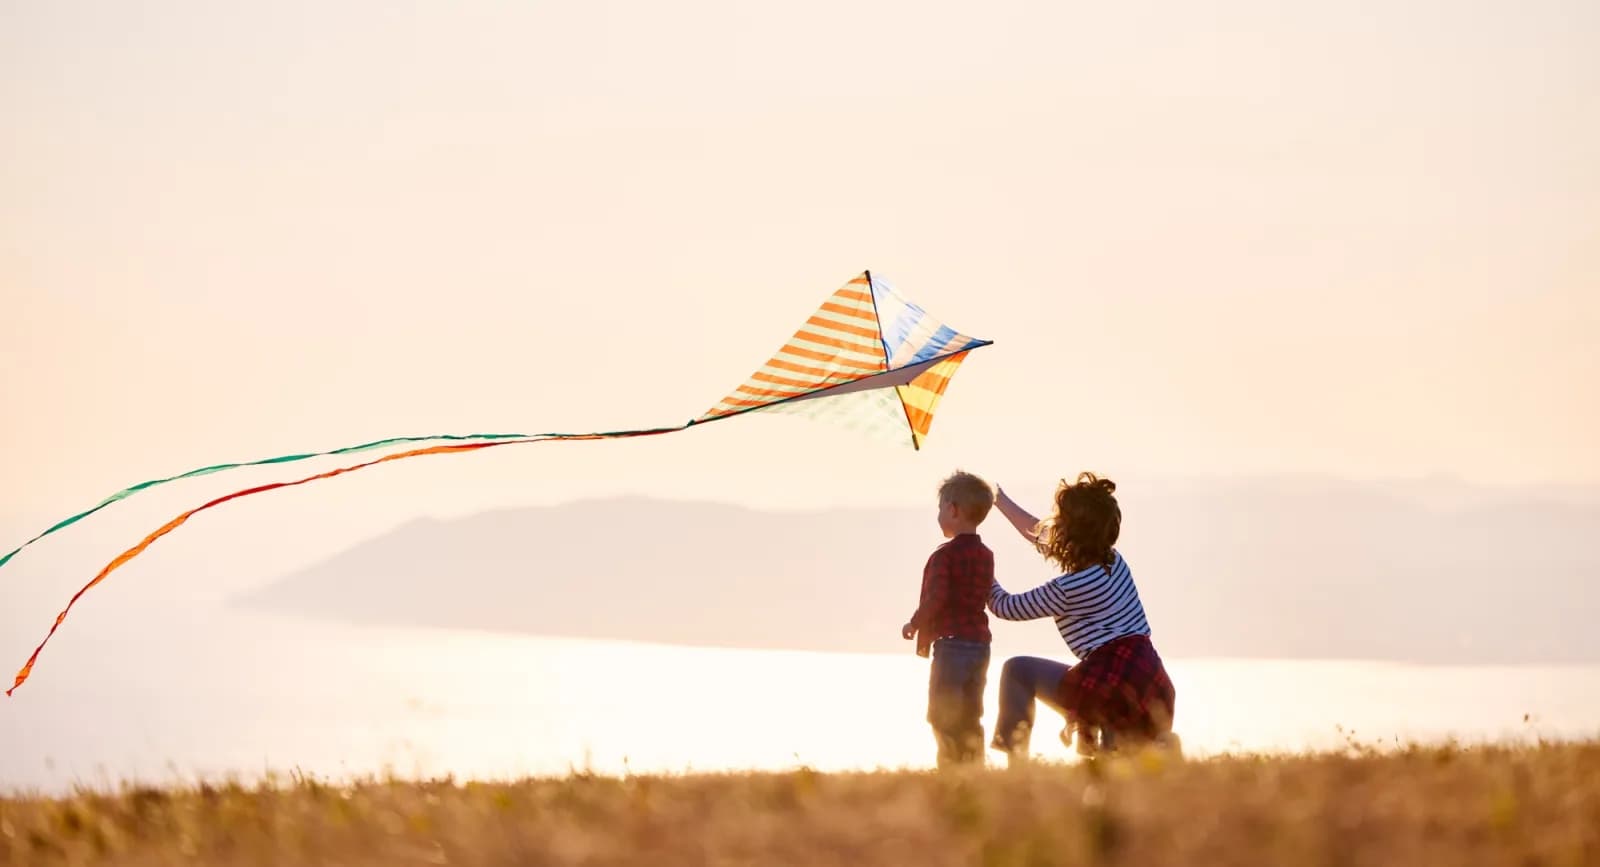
[993,655,1072,752]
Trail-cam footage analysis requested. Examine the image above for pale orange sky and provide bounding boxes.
[2,0,1597,527]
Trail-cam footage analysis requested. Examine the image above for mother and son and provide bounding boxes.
[902,470,1178,767]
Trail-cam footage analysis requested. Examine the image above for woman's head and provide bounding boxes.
[1037,472,1121,572]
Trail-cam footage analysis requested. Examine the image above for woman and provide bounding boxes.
[987,472,1177,762]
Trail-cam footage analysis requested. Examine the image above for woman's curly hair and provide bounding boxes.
[1035,472,1121,572]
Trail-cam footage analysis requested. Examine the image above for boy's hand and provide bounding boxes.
[901,622,917,641]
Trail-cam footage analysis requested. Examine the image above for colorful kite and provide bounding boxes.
[5,272,990,695]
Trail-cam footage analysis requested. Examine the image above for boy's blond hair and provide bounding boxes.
[939,471,994,523]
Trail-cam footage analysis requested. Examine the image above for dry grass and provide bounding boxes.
[2,741,1596,866]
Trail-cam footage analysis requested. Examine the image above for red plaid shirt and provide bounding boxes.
[909,533,993,657]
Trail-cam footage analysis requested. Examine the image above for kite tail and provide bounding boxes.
[6,425,687,697]
[0,433,537,576]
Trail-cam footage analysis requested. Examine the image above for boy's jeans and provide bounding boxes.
[927,638,990,767]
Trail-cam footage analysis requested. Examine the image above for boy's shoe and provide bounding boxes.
[934,729,986,770]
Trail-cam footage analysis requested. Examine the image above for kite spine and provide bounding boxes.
[863,269,922,452]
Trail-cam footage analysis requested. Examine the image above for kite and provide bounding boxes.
[5,271,990,695]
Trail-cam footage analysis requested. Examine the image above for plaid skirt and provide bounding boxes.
[1056,634,1175,741]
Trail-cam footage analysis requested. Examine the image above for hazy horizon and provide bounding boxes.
[5,475,1597,673]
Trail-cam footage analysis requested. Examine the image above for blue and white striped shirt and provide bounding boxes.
[987,550,1151,661]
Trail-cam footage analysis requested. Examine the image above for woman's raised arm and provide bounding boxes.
[993,486,1042,546]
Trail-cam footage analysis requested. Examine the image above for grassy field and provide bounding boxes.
[2,741,1596,866]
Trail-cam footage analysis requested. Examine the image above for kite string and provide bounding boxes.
[6,425,687,697]
[0,432,537,575]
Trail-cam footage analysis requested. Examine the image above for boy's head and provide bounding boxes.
[937,471,994,537]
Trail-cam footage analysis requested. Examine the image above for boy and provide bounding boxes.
[901,471,996,768]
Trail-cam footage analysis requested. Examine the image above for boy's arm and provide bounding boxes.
[918,550,951,626]
[995,487,1044,547]
[907,560,935,628]
[913,550,950,657]
[902,557,934,642]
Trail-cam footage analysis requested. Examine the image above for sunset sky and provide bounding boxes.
[4,0,1596,529]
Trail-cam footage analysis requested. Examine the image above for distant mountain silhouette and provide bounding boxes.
[235,484,1600,664]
